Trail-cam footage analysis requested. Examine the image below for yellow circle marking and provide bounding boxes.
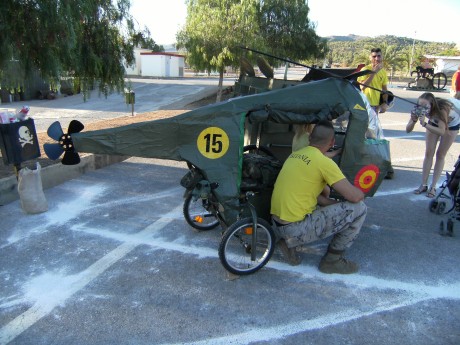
[197,127,229,159]
[359,170,377,189]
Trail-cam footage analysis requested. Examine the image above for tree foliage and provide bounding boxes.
[177,0,326,101]
[325,35,459,75]
[177,0,261,100]
[258,0,326,65]
[0,0,161,97]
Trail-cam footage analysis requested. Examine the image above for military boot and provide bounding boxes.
[278,239,302,266]
[318,249,358,274]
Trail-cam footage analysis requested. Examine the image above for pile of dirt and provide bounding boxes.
[0,92,230,180]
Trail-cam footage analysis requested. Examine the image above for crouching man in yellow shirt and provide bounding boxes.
[271,120,367,274]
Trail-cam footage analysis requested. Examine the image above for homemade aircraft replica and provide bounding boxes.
[44,72,392,275]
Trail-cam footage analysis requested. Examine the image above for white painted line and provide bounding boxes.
[2,188,459,344]
[386,134,425,139]
[0,204,183,345]
[391,156,424,163]
[165,295,434,345]
[374,187,416,197]
[382,122,413,127]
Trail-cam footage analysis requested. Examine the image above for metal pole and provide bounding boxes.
[409,31,416,72]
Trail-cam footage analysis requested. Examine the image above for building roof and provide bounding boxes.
[140,52,185,58]
[424,55,460,60]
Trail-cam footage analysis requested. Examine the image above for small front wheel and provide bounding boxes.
[183,194,219,231]
[429,199,439,213]
[431,73,447,90]
[436,201,446,215]
[218,217,275,275]
[447,218,454,236]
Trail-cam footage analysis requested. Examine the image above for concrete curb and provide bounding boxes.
[0,154,129,206]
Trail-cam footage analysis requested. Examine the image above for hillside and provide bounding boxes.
[317,34,459,71]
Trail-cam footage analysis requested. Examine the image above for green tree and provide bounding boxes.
[0,0,161,98]
[258,0,327,65]
[325,35,459,76]
[177,0,326,101]
[177,0,260,102]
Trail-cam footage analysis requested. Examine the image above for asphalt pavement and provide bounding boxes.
[0,78,459,345]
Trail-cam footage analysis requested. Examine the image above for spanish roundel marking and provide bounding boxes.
[354,164,380,193]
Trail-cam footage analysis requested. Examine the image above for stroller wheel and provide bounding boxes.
[436,201,446,215]
[429,200,438,213]
[447,219,454,236]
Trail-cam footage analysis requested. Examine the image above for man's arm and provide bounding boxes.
[331,178,365,203]
[379,85,389,113]
[360,64,382,91]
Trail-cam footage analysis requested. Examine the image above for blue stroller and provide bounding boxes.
[429,155,460,236]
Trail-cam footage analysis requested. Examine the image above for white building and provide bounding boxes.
[125,50,185,78]
[140,52,185,78]
[125,48,151,76]
[425,55,460,77]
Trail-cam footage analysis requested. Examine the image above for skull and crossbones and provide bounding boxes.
[18,126,34,147]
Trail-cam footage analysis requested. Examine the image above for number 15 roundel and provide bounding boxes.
[197,127,230,159]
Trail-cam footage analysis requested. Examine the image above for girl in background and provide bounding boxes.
[406,92,458,198]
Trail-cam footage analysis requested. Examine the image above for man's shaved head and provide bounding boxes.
[309,120,335,147]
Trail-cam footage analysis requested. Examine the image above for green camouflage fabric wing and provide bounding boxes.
[71,78,390,224]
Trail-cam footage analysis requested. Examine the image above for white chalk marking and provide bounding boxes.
[374,187,416,197]
[0,204,183,345]
[391,156,424,163]
[2,187,459,344]
[1,186,182,249]
[165,295,434,345]
[386,134,425,139]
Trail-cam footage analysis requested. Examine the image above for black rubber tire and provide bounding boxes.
[431,73,447,90]
[243,144,274,157]
[437,201,446,215]
[218,217,275,275]
[183,194,219,231]
[447,218,454,235]
[429,200,438,213]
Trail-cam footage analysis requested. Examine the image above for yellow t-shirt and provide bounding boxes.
[357,65,389,106]
[271,146,346,222]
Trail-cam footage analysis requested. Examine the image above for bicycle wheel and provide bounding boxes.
[431,73,447,90]
[183,194,219,231]
[218,217,275,275]
[410,70,420,79]
[243,144,274,157]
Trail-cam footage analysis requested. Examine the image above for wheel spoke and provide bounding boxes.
[183,194,219,231]
[219,218,275,275]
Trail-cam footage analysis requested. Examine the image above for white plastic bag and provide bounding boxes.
[17,162,48,214]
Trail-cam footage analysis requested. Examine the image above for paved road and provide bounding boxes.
[0,82,459,344]
[2,77,235,133]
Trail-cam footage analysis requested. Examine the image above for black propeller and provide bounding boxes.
[43,120,84,165]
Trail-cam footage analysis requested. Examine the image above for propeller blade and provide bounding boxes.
[47,121,64,141]
[62,151,80,165]
[44,143,64,160]
[67,120,84,134]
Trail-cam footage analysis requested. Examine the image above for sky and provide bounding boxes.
[130,0,460,45]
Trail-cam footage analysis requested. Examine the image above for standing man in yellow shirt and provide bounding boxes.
[358,48,389,113]
[271,120,367,274]
[358,47,394,179]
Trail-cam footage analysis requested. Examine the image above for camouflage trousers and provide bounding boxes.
[273,201,367,251]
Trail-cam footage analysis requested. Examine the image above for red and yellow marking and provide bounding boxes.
[354,165,380,193]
